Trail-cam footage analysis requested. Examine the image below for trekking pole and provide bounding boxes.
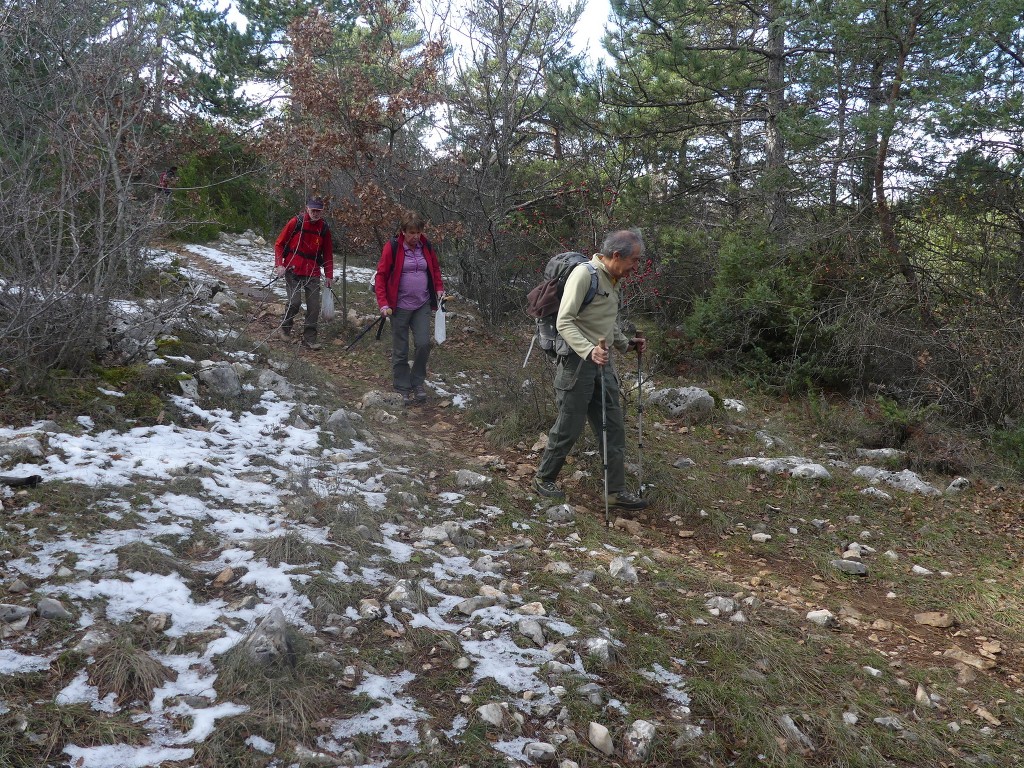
[636,330,645,497]
[259,274,283,291]
[522,334,537,369]
[598,337,610,525]
[343,315,385,353]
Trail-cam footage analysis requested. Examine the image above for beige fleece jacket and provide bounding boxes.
[556,254,630,360]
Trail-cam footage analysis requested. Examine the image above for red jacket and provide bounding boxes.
[274,215,334,279]
[374,233,444,310]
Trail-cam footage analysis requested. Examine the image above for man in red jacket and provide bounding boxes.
[274,197,334,350]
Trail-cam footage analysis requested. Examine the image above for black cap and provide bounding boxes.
[306,197,324,209]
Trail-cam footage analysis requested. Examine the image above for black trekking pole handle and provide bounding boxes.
[259,273,284,290]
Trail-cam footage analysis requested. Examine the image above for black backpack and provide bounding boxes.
[525,252,599,360]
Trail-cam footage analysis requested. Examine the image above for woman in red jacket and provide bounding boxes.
[374,211,444,404]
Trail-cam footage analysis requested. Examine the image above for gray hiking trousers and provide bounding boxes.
[536,353,626,493]
[283,271,322,343]
[390,302,431,392]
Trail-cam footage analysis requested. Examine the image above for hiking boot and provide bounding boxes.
[273,327,291,341]
[398,389,413,406]
[608,490,650,511]
[302,340,323,351]
[413,385,427,403]
[532,476,565,500]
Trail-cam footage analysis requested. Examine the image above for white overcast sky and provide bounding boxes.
[572,0,612,62]
[223,0,612,62]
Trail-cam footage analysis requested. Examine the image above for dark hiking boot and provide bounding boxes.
[532,476,565,500]
[413,385,427,403]
[608,490,650,511]
[398,389,413,406]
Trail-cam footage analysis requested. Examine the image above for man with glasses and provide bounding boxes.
[273,197,334,350]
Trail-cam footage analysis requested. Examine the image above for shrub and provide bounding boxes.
[683,231,846,390]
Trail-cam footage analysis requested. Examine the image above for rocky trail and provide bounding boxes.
[1,236,1021,767]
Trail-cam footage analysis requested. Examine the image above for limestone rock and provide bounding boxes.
[196,361,242,398]
[648,387,715,421]
[36,598,72,620]
[943,646,995,670]
[914,611,954,628]
[477,702,516,730]
[0,436,44,461]
[325,408,362,440]
[806,609,836,627]
[0,604,33,624]
[705,596,737,615]
[456,469,491,488]
[855,448,906,461]
[256,368,294,398]
[546,504,576,523]
[588,722,615,756]
[622,719,656,762]
[516,601,546,616]
[518,618,546,648]
[609,556,638,583]
[523,742,557,763]
[830,559,868,576]
[726,456,831,480]
[244,607,294,665]
[852,466,941,496]
[456,596,497,616]
[358,599,382,620]
[946,476,970,493]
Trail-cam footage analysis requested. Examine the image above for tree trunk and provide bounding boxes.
[764,0,788,233]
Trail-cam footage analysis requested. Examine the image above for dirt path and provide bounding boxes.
[180,242,1024,691]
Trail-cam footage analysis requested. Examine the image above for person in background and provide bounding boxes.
[157,166,178,195]
[373,210,444,405]
[532,229,650,511]
[273,197,334,351]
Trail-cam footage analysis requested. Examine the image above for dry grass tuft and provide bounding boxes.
[116,540,192,577]
[250,530,341,568]
[89,635,174,706]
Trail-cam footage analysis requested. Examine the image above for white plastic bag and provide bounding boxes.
[434,302,446,344]
[321,284,336,321]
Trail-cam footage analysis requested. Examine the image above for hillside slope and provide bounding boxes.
[1,238,1022,768]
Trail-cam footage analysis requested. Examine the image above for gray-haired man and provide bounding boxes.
[533,229,650,511]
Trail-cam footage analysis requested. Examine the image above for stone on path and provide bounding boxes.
[622,719,656,762]
[588,722,615,756]
[830,559,868,576]
[806,609,836,627]
[943,646,996,670]
[914,611,954,628]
